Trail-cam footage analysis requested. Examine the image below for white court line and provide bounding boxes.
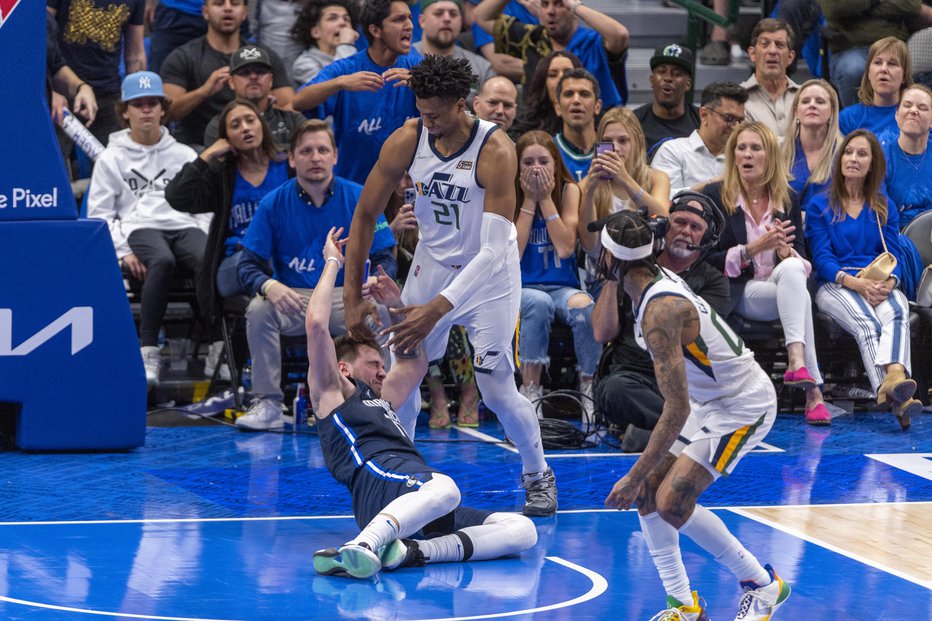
[1,501,917,526]
[729,506,932,590]
[0,555,606,621]
[453,427,783,457]
[407,556,607,621]
[454,426,518,453]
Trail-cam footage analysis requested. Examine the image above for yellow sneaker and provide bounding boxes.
[648,591,710,621]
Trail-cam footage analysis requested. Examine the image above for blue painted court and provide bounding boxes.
[0,410,930,620]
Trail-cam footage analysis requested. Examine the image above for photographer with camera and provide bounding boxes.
[591,192,729,452]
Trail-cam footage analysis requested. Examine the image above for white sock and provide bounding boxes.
[679,505,770,585]
[639,512,692,606]
[476,370,548,474]
[417,511,537,563]
[350,474,461,550]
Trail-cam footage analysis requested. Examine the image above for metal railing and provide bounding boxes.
[665,0,741,52]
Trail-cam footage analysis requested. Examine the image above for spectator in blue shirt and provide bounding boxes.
[806,130,920,430]
[552,68,600,182]
[839,37,911,138]
[235,120,398,431]
[783,79,843,207]
[293,0,422,185]
[472,0,628,108]
[882,84,932,229]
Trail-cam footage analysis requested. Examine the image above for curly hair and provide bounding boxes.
[291,0,358,49]
[408,54,475,101]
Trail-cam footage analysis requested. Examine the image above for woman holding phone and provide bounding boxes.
[704,122,830,425]
[578,107,669,294]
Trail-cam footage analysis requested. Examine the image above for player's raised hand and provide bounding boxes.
[322,226,346,267]
[368,265,402,308]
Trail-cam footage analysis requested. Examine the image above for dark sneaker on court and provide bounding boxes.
[522,468,557,516]
[379,538,427,571]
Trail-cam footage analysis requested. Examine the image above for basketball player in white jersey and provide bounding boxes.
[342,55,557,517]
[600,206,791,621]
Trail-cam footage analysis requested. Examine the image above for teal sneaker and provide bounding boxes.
[313,542,382,579]
[378,538,426,571]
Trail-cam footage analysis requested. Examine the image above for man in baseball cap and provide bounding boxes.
[634,43,700,155]
[230,44,274,74]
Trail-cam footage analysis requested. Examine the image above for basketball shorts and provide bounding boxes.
[671,371,777,479]
[400,241,521,374]
[351,455,491,535]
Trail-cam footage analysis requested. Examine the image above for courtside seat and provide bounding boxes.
[904,211,932,404]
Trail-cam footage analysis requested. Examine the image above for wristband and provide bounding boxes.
[835,270,846,286]
[260,279,276,299]
[632,187,645,205]
[545,213,560,222]
[520,208,535,216]
[740,244,750,264]
[325,256,342,269]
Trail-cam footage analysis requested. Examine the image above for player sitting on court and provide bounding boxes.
[307,227,538,579]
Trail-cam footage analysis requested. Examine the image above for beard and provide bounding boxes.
[666,243,697,259]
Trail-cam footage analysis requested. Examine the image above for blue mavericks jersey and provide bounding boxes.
[520,213,579,287]
[304,50,422,184]
[316,380,426,491]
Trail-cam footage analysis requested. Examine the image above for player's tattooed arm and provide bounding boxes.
[628,295,696,480]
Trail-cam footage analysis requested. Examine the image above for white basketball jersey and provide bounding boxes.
[408,118,500,266]
[634,269,764,403]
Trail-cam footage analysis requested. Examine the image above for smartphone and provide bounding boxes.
[403,188,417,205]
[595,141,614,155]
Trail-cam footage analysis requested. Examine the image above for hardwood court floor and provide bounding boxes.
[0,408,929,620]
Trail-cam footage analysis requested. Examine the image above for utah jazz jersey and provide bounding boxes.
[316,380,427,491]
[408,118,500,266]
[634,270,764,403]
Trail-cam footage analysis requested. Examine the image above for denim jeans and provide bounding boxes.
[518,285,601,376]
[830,47,870,108]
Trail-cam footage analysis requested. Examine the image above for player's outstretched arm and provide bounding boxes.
[606,295,694,510]
[306,227,355,419]
[344,121,419,340]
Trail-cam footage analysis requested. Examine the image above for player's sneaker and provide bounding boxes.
[522,468,557,516]
[313,542,382,579]
[378,538,426,571]
[648,592,710,621]
[734,564,791,620]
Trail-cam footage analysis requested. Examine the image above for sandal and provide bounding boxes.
[456,384,480,428]
[700,40,730,66]
[428,402,451,429]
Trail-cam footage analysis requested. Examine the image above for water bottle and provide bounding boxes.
[292,383,307,427]
[59,110,105,161]
[241,358,252,392]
